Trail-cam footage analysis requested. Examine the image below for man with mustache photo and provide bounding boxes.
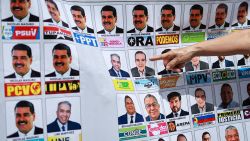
[183,4,206,30]
[7,100,43,138]
[97,5,124,34]
[5,43,41,79]
[43,0,68,28]
[45,43,79,77]
[2,0,39,22]
[127,4,154,33]
[70,5,94,33]
[209,3,230,29]
[156,4,180,32]
[232,1,250,27]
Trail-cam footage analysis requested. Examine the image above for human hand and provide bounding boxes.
[150,47,195,72]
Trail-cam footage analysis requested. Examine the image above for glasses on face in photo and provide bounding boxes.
[145,102,158,109]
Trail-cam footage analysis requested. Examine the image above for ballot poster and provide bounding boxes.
[0,0,250,141]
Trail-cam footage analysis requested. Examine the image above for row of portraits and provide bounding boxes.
[150,122,249,141]
[2,42,249,80]
[117,81,250,124]
[5,97,81,139]
[2,43,79,79]
[102,49,250,78]
[4,97,250,140]
[1,0,250,36]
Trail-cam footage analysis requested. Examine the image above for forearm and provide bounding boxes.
[190,29,250,57]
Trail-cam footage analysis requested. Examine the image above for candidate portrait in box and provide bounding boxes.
[6,100,43,138]
[4,43,40,79]
[2,0,39,22]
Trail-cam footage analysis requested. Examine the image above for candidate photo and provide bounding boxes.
[45,43,79,78]
[70,5,94,33]
[185,56,209,72]
[209,3,230,29]
[194,127,218,141]
[237,54,250,66]
[108,53,130,77]
[157,49,182,75]
[190,88,214,114]
[219,124,244,141]
[5,43,40,79]
[127,5,154,33]
[130,50,155,77]
[165,91,189,118]
[97,5,124,34]
[155,4,180,32]
[7,100,43,138]
[118,95,144,125]
[143,94,165,121]
[241,82,250,106]
[183,4,207,30]
[212,56,234,69]
[47,101,81,133]
[2,0,39,22]
[216,83,240,110]
[232,1,250,27]
[43,0,73,40]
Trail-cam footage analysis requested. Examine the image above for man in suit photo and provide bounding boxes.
[7,100,43,138]
[131,51,155,77]
[183,4,206,30]
[191,88,214,114]
[118,95,144,125]
[70,5,94,33]
[47,101,81,133]
[108,53,130,77]
[225,125,240,141]
[166,92,189,118]
[144,94,165,121]
[202,132,211,141]
[209,3,230,29]
[177,134,187,141]
[158,49,181,75]
[2,0,39,22]
[237,54,250,66]
[5,44,40,79]
[242,83,250,106]
[185,56,209,72]
[212,56,234,69]
[232,1,250,27]
[218,83,239,110]
[44,0,68,28]
[156,4,180,32]
[97,5,123,34]
[45,43,79,77]
[127,5,154,33]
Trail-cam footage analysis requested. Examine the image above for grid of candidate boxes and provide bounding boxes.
[1,0,250,141]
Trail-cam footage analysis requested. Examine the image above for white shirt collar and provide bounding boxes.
[198,104,206,113]
[52,18,63,27]
[57,119,68,131]
[15,69,32,79]
[127,113,136,124]
[55,68,71,78]
[104,26,117,34]
[219,59,226,68]
[137,67,145,77]
[192,63,201,71]
[162,24,174,32]
[215,22,226,29]
[190,24,201,30]
[173,109,181,117]
[76,26,88,34]
[13,13,30,22]
[17,125,35,137]
[135,25,147,34]
[237,20,248,27]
